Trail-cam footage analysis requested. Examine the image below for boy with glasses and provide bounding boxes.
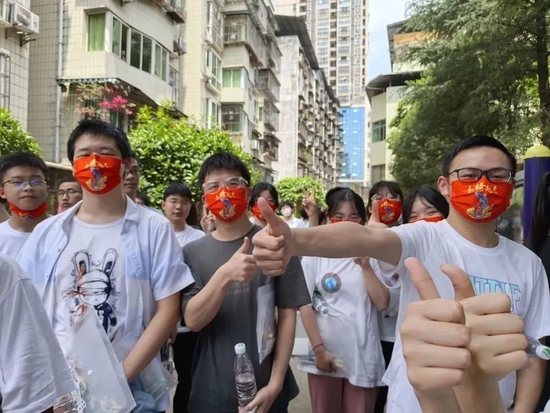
[181,153,310,413]
[252,135,550,413]
[57,175,83,212]
[0,153,50,257]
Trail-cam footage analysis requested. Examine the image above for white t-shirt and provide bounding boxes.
[298,257,386,388]
[174,226,205,248]
[381,220,550,413]
[174,225,204,333]
[0,254,75,412]
[53,217,126,348]
[285,217,307,229]
[0,221,31,258]
[371,259,400,343]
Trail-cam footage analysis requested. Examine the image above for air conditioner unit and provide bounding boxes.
[11,3,38,34]
[175,37,187,54]
[250,140,259,150]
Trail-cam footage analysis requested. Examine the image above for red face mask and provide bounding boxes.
[450,178,513,223]
[378,199,402,225]
[205,187,249,223]
[411,215,445,224]
[73,154,122,195]
[252,201,276,222]
[329,218,364,225]
[9,201,48,219]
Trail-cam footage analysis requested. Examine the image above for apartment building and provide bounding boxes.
[366,20,422,182]
[276,0,370,191]
[274,15,342,189]
[0,0,39,128]
[27,0,186,164]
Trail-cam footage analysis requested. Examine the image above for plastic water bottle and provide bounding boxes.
[526,334,550,360]
[312,290,329,315]
[161,340,175,375]
[234,343,257,410]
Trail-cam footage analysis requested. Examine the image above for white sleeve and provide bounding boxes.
[371,258,400,316]
[523,258,550,340]
[0,277,75,412]
[387,221,433,277]
[300,257,317,299]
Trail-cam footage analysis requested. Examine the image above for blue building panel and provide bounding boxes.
[340,106,365,180]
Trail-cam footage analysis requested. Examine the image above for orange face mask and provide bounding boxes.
[411,215,445,224]
[329,218,364,225]
[378,199,402,225]
[252,201,276,222]
[205,187,249,223]
[450,177,513,223]
[9,201,48,219]
[73,155,122,195]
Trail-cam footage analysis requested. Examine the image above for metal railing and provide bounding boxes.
[224,14,266,66]
[258,69,280,102]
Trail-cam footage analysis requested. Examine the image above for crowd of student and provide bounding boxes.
[0,119,549,413]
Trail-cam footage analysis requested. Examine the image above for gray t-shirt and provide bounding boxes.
[182,225,311,413]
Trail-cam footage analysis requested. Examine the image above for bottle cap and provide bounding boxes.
[235,343,246,355]
[536,345,550,361]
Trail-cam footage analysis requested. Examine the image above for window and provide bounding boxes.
[372,165,385,182]
[0,53,9,109]
[129,32,153,73]
[112,18,129,60]
[317,38,328,47]
[207,98,221,128]
[88,14,105,51]
[222,105,246,132]
[207,50,222,90]
[318,0,329,4]
[142,36,152,73]
[338,46,350,55]
[169,67,179,104]
[318,18,329,27]
[318,28,329,36]
[339,65,350,74]
[318,47,328,56]
[223,68,244,87]
[338,76,349,84]
[372,120,386,142]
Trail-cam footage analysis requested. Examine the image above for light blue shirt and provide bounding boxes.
[17,196,193,411]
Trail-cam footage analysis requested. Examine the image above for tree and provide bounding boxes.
[388,0,548,193]
[275,177,326,215]
[0,108,40,156]
[129,104,261,206]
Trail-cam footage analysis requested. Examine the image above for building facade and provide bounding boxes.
[276,0,370,190]
[274,15,341,189]
[366,20,423,182]
[0,0,38,128]
[27,0,186,164]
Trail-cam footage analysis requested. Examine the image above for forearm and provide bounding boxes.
[123,296,180,382]
[362,265,390,310]
[454,378,504,413]
[298,305,323,347]
[291,224,402,265]
[184,269,230,332]
[513,357,546,413]
[269,308,297,391]
[415,390,462,413]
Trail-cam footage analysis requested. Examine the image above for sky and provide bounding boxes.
[368,0,408,81]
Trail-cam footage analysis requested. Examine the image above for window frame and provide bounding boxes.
[0,53,10,110]
[372,120,387,143]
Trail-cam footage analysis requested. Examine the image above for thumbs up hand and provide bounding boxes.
[368,199,388,229]
[221,237,258,283]
[252,198,292,276]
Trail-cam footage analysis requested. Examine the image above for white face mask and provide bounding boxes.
[281,207,292,218]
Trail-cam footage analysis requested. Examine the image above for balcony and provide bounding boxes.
[206,23,224,52]
[261,134,279,162]
[267,38,281,73]
[221,105,246,134]
[258,69,280,102]
[298,120,309,141]
[262,101,279,131]
[152,0,186,23]
[224,14,266,66]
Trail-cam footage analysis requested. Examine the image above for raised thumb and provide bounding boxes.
[370,199,381,223]
[440,264,475,301]
[238,237,251,254]
[406,257,440,300]
[258,197,281,227]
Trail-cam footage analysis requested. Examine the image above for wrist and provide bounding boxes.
[267,377,283,394]
[214,267,233,289]
[313,343,325,354]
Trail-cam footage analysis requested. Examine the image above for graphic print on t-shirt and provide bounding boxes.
[469,275,521,314]
[63,249,119,333]
[321,272,342,293]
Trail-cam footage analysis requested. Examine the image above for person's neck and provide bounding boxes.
[76,188,127,224]
[172,221,187,232]
[126,191,136,201]
[9,213,49,232]
[446,209,499,248]
[213,215,254,241]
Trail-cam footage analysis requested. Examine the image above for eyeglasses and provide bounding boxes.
[203,176,248,194]
[57,189,82,197]
[449,168,513,184]
[167,198,191,206]
[371,193,400,201]
[2,179,47,189]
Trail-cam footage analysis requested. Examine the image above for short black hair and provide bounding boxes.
[326,187,366,222]
[0,152,48,183]
[442,135,517,177]
[163,182,193,201]
[402,185,449,224]
[367,180,404,218]
[198,152,251,190]
[280,200,294,210]
[58,175,79,186]
[249,182,279,209]
[528,172,550,255]
[67,119,132,162]
[135,192,151,207]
